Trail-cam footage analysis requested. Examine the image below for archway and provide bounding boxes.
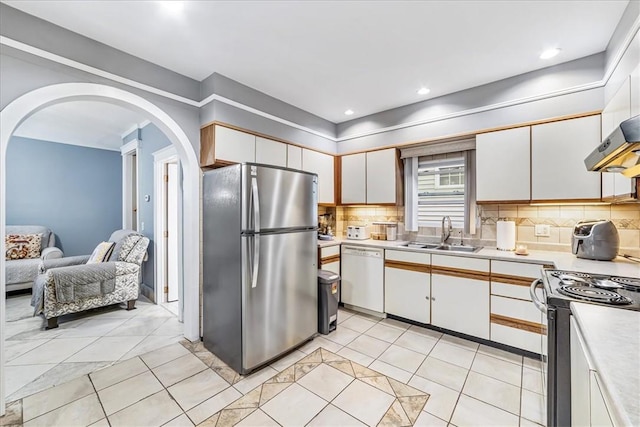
[0,83,201,414]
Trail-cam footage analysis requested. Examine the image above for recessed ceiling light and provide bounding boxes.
[540,48,561,59]
[159,1,184,13]
[344,109,354,116]
[417,87,430,95]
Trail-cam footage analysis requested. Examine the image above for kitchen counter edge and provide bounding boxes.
[570,302,639,427]
[318,239,639,277]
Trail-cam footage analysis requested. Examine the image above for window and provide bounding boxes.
[417,157,465,227]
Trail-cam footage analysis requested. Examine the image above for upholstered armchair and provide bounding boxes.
[5,225,63,292]
[32,230,150,329]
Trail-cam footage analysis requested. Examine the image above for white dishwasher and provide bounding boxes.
[341,246,384,313]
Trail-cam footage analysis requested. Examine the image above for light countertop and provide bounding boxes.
[570,302,640,427]
[319,238,640,277]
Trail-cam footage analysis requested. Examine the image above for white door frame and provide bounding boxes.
[153,145,184,321]
[0,83,201,416]
[121,138,140,230]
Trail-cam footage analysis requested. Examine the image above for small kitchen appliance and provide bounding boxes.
[571,219,619,261]
[346,225,370,240]
[532,269,640,427]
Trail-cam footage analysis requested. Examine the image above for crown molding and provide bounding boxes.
[2,14,638,145]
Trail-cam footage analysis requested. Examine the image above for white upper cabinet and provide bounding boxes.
[602,76,634,199]
[476,127,531,202]
[287,145,302,170]
[255,136,287,167]
[366,149,400,204]
[302,148,335,204]
[341,153,367,204]
[531,115,601,201]
[214,125,256,164]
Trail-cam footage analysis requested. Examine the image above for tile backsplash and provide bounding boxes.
[320,203,639,257]
[478,204,640,257]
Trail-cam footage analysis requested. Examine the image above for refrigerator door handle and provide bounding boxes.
[251,177,260,288]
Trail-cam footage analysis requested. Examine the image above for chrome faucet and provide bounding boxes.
[441,216,452,244]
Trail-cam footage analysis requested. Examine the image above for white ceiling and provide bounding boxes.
[4,1,630,123]
[13,101,148,151]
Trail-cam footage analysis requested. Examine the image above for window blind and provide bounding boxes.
[417,157,465,227]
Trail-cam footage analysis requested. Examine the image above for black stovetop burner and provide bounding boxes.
[557,284,633,305]
[610,276,640,292]
[544,269,640,310]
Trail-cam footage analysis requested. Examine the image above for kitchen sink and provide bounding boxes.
[434,244,483,253]
[398,242,483,252]
[399,242,440,249]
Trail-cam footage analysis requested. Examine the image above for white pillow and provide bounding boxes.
[87,241,115,263]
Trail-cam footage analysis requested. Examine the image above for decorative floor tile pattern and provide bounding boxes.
[198,348,429,427]
[1,305,547,427]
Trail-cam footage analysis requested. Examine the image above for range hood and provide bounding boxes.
[585,115,640,177]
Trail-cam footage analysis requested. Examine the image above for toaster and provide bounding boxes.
[346,225,370,240]
[571,220,619,261]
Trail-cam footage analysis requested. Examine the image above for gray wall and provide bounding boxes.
[335,54,605,153]
[123,124,173,296]
[201,73,336,137]
[0,3,200,101]
[6,137,122,256]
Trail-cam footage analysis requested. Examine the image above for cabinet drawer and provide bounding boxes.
[491,323,541,354]
[432,254,489,272]
[491,282,534,301]
[320,245,340,259]
[491,260,547,279]
[385,250,430,265]
[491,295,542,324]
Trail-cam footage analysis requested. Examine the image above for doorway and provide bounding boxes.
[121,139,140,231]
[0,82,201,415]
[153,145,183,321]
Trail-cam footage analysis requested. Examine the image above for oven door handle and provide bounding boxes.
[530,278,547,314]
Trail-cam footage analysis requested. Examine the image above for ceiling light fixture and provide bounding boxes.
[417,87,430,95]
[159,1,185,14]
[540,48,561,60]
[344,109,354,116]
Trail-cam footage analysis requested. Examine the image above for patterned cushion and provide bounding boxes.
[5,234,42,260]
[87,242,116,264]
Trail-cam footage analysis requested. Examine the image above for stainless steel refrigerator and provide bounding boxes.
[202,163,318,374]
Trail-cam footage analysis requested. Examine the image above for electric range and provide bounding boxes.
[532,268,640,426]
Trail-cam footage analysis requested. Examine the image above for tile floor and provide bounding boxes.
[2,305,547,426]
[3,292,184,402]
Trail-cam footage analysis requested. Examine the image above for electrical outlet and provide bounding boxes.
[534,224,550,237]
[141,222,145,231]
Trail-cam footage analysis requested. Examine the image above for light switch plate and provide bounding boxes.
[534,224,551,237]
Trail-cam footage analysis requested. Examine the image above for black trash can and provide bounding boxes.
[318,270,340,335]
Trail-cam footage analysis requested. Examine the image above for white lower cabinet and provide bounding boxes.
[570,317,614,427]
[489,260,546,353]
[384,250,430,324]
[431,255,490,339]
